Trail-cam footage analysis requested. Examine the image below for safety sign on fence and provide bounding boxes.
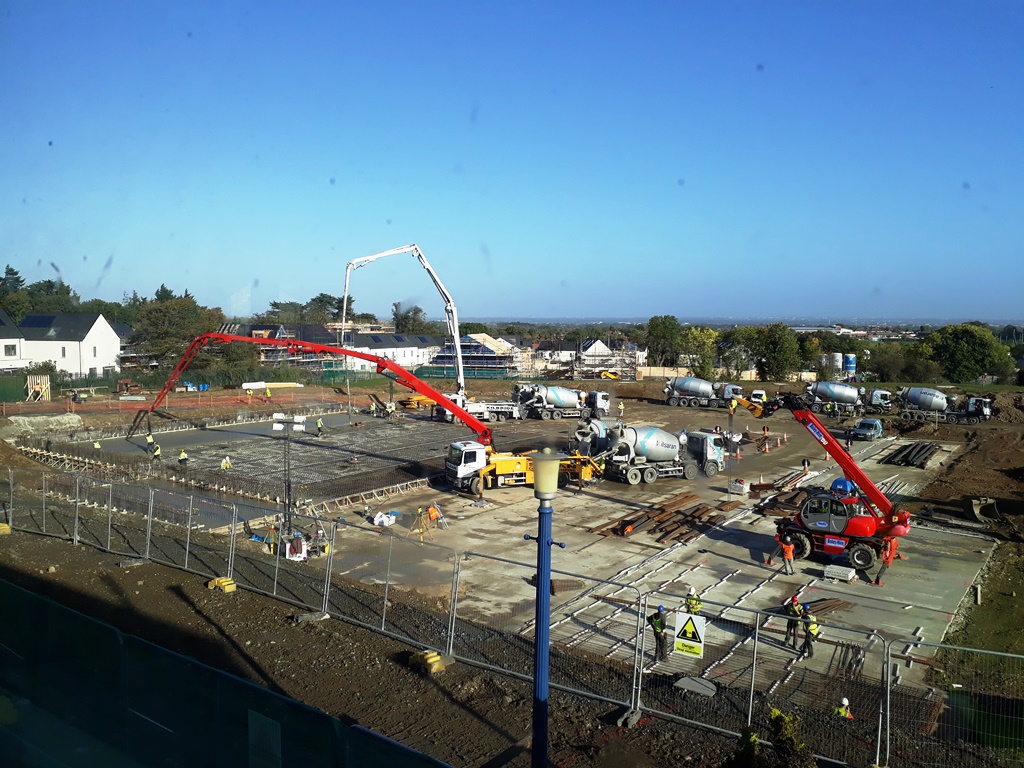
[674,612,706,658]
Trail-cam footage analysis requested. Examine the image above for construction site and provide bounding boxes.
[0,250,1022,768]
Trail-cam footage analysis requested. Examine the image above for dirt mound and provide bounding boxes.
[991,391,1024,424]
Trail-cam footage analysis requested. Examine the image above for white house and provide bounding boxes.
[19,313,121,377]
[0,307,31,374]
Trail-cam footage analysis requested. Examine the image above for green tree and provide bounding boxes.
[680,326,719,380]
[392,302,434,334]
[0,291,32,323]
[927,324,1014,383]
[79,298,128,324]
[153,284,176,302]
[752,323,800,381]
[460,322,491,335]
[303,293,344,324]
[868,342,907,382]
[644,315,683,367]
[26,279,79,312]
[130,297,225,366]
[121,291,150,326]
[0,265,25,298]
[903,342,944,383]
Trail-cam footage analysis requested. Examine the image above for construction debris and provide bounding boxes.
[589,491,739,547]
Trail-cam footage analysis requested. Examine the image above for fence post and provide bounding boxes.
[41,473,47,534]
[884,639,893,768]
[320,522,337,614]
[73,476,80,546]
[748,618,760,726]
[446,552,462,657]
[225,502,235,577]
[633,593,650,711]
[272,516,282,596]
[7,467,12,527]
[106,484,113,551]
[381,535,395,631]
[184,497,194,571]
[144,488,154,560]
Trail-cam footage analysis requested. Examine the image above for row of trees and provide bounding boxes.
[642,316,1017,385]
[1,266,1018,384]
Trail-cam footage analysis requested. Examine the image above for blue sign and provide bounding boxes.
[815,521,828,528]
[825,536,846,548]
[807,423,827,445]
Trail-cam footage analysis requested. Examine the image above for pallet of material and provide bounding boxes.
[716,500,745,512]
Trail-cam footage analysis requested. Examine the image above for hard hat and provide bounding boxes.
[841,697,849,706]
[803,604,811,611]
[688,587,696,595]
[658,605,665,612]
[791,596,800,603]
[783,535,792,544]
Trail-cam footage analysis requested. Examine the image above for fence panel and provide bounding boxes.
[637,593,886,766]
[270,510,334,611]
[886,639,1024,768]
[449,551,538,682]
[226,501,283,597]
[73,476,111,550]
[379,536,457,651]
[325,521,404,634]
[10,467,47,535]
[107,481,152,558]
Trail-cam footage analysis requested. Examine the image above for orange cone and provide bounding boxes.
[783,433,789,443]
[776,437,782,448]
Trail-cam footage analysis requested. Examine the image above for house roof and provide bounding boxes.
[18,313,103,342]
[0,307,22,339]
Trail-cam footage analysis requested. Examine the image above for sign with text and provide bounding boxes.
[674,612,706,658]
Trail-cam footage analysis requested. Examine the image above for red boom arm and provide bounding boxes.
[137,333,494,445]
[778,394,910,536]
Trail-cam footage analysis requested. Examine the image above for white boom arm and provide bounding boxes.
[340,244,466,396]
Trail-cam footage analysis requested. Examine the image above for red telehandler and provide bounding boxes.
[758,394,911,571]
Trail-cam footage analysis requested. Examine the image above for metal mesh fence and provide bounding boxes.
[9,462,1024,767]
[886,639,1024,768]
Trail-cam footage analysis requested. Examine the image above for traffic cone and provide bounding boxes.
[776,437,782,448]
[735,445,742,461]
[764,439,770,453]
[759,473,764,484]
[783,432,789,443]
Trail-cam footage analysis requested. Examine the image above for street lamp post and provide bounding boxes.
[525,448,565,768]
[273,413,306,533]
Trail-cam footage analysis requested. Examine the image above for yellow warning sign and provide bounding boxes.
[674,613,706,658]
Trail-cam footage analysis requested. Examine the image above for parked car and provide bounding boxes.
[850,418,883,441]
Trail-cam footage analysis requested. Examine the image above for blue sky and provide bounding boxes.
[2,2,1022,323]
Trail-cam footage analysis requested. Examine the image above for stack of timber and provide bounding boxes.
[590,491,740,548]
[755,487,811,518]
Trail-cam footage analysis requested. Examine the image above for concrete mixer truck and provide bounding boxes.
[894,387,991,424]
[572,419,729,485]
[664,377,744,410]
[513,383,611,421]
[804,382,864,416]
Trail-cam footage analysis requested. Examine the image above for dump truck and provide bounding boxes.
[573,420,729,485]
[804,381,863,416]
[894,387,991,424]
[664,377,744,409]
[513,384,610,420]
[445,440,602,494]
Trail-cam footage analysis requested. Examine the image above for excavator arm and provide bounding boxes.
[127,333,493,445]
[729,396,767,419]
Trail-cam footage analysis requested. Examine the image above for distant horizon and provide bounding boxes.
[458,316,1024,328]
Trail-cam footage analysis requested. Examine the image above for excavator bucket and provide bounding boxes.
[966,497,1001,523]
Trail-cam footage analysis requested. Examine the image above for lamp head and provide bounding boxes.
[533,447,560,501]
